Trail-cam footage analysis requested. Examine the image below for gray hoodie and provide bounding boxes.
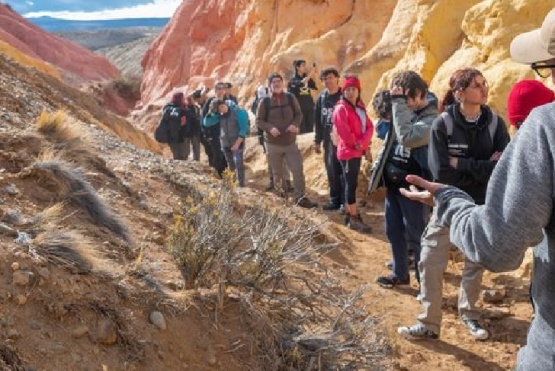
[434,103,555,370]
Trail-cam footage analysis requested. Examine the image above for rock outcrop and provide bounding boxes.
[141,0,552,120]
[0,4,119,83]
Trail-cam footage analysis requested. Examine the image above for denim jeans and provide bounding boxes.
[385,188,429,282]
[222,145,245,187]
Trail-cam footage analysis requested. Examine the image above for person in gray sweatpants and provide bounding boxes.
[398,68,509,341]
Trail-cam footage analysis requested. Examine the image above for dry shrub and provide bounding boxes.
[110,75,141,101]
[0,345,24,371]
[168,175,392,369]
[35,110,85,149]
[21,160,130,244]
[31,230,94,274]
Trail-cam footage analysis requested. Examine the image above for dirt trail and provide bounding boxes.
[245,134,532,370]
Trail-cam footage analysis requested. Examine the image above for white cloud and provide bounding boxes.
[25,1,34,5]
[23,0,181,20]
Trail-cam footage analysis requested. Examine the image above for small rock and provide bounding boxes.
[6,329,20,339]
[149,311,166,330]
[12,271,34,286]
[14,294,27,305]
[482,289,506,304]
[72,325,89,338]
[93,319,117,345]
[3,183,19,196]
[11,262,20,271]
[37,267,50,280]
[29,321,41,330]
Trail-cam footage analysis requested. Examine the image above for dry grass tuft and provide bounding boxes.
[167,174,392,369]
[0,344,25,371]
[21,160,131,244]
[35,110,85,148]
[31,230,94,274]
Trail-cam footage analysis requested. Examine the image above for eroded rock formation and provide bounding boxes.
[141,0,552,119]
[0,4,118,83]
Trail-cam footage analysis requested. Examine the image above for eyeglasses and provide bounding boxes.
[531,62,555,78]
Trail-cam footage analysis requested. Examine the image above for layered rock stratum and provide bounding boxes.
[0,4,118,83]
[141,0,552,119]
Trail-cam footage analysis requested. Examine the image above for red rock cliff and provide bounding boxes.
[0,4,119,83]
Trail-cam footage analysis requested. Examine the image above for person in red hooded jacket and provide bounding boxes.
[331,75,374,232]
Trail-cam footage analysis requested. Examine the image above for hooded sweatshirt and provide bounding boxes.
[434,103,555,370]
[428,103,510,204]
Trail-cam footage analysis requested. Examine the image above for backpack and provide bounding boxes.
[441,111,499,142]
[154,105,173,143]
[263,92,295,121]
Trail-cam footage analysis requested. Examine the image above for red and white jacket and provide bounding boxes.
[331,98,373,161]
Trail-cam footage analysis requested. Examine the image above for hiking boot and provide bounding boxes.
[346,214,372,233]
[397,323,438,340]
[376,274,410,288]
[296,196,317,209]
[322,202,341,211]
[265,181,274,192]
[463,319,489,340]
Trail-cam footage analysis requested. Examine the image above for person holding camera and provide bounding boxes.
[374,71,438,289]
[288,59,318,133]
[398,68,510,341]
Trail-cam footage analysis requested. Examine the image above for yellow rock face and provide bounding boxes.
[141,0,554,122]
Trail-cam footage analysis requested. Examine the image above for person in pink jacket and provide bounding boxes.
[332,75,374,232]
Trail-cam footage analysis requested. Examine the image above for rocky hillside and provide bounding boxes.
[140,0,551,121]
[0,3,118,84]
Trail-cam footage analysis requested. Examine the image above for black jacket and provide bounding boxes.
[314,88,342,146]
[428,103,510,204]
[288,73,316,110]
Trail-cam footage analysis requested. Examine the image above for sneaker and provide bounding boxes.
[463,319,489,340]
[322,202,341,211]
[296,196,317,209]
[346,214,372,234]
[338,204,346,215]
[376,275,410,288]
[397,323,438,340]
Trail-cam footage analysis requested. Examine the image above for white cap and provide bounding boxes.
[510,9,555,64]
[256,85,270,99]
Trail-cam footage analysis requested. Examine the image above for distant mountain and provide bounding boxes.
[26,16,170,32]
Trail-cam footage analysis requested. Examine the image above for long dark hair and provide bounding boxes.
[440,68,483,111]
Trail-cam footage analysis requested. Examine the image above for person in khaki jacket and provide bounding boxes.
[256,72,317,208]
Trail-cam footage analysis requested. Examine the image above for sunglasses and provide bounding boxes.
[531,62,555,78]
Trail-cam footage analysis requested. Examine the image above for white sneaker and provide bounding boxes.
[463,319,489,340]
[397,323,438,340]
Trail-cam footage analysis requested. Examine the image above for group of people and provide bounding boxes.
[157,8,555,368]
[392,9,555,371]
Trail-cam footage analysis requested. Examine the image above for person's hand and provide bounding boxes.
[286,124,298,134]
[490,151,502,161]
[390,85,409,96]
[449,156,458,169]
[365,149,373,163]
[313,143,321,154]
[399,175,447,207]
[270,127,281,137]
[231,143,239,152]
[180,116,186,126]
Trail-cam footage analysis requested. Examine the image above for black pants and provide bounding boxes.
[339,157,361,205]
[323,137,345,206]
[169,142,187,160]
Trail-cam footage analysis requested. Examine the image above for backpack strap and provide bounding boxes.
[441,111,498,142]
[264,93,296,122]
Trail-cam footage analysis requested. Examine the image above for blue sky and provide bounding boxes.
[5,0,181,20]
